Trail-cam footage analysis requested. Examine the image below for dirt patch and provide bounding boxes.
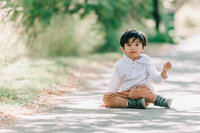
[0,74,80,127]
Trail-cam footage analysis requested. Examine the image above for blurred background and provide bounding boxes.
[0,0,200,122]
[0,0,200,61]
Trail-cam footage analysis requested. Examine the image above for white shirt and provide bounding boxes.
[108,53,165,92]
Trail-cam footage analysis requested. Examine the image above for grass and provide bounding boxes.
[0,53,121,107]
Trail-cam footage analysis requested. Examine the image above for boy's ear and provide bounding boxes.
[121,46,125,53]
[142,46,146,52]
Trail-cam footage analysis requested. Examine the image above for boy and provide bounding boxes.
[103,29,172,109]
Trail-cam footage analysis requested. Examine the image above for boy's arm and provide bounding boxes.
[161,62,172,79]
[148,61,172,84]
[108,66,121,92]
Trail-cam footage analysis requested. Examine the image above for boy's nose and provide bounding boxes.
[131,45,136,49]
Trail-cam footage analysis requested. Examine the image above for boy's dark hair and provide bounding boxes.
[120,29,148,48]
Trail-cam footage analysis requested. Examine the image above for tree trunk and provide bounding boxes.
[153,0,160,32]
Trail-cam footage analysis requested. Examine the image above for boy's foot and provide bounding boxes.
[127,98,146,109]
[167,98,173,108]
[154,95,173,108]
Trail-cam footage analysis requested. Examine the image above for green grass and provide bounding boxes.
[0,57,68,106]
[0,53,121,106]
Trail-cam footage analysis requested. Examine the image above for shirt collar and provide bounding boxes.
[123,53,152,64]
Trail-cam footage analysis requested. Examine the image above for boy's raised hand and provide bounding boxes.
[163,62,172,71]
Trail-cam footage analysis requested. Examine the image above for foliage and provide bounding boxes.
[93,0,131,51]
[129,0,154,21]
[1,0,175,54]
[2,0,131,52]
[148,32,174,43]
[30,14,104,56]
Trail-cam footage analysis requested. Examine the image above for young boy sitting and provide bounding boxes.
[103,29,173,109]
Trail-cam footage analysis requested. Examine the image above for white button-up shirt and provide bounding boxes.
[108,53,165,92]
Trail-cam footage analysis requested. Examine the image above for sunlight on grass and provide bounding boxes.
[0,53,120,107]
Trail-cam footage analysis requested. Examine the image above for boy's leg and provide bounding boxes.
[129,85,172,108]
[103,91,146,109]
[103,91,129,108]
[129,85,157,103]
[154,95,173,108]
[126,98,146,109]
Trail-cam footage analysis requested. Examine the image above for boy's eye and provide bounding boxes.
[127,44,131,46]
[135,44,139,46]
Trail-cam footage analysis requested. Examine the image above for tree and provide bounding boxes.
[153,0,160,32]
[2,0,131,52]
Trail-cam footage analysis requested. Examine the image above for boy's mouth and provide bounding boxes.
[130,51,137,53]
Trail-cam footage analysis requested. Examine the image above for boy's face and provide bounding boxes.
[121,38,145,60]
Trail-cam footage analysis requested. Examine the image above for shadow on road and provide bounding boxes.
[1,35,200,133]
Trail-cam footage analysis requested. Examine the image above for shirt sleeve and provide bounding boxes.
[108,65,121,92]
[147,63,166,84]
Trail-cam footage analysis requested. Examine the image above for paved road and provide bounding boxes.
[1,35,200,133]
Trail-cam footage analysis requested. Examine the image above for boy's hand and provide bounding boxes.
[161,62,172,79]
[163,62,172,72]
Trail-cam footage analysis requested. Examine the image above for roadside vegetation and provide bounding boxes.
[0,0,200,125]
